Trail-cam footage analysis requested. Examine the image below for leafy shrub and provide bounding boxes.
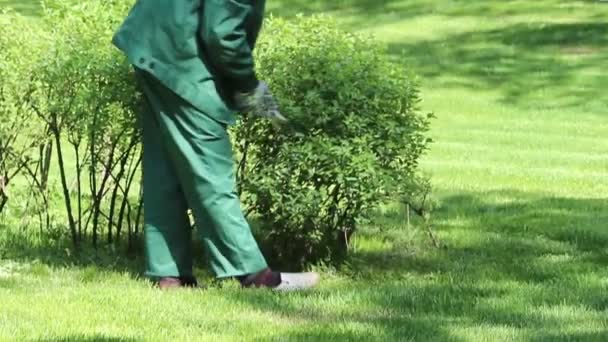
[0,13,49,214]
[235,16,433,268]
[1,4,433,265]
[35,0,141,249]
[0,0,143,249]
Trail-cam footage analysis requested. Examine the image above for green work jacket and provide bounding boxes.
[113,0,265,124]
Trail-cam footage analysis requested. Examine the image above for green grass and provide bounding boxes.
[2,0,608,341]
[0,0,40,16]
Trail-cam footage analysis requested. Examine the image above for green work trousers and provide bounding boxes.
[136,70,268,279]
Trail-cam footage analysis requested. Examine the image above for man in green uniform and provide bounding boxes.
[112,0,319,291]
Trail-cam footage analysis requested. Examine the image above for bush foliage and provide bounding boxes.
[0,3,432,267]
[236,16,432,267]
[1,1,141,250]
[0,13,49,214]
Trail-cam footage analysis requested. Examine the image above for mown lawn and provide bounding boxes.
[1,0,607,341]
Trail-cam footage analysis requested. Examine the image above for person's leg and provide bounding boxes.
[137,71,267,279]
[139,79,195,282]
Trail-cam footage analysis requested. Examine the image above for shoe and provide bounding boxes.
[240,268,320,292]
[275,272,320,292]
[158,276,198,289]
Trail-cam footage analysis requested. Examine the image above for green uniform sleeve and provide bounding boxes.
[200,0,261,93]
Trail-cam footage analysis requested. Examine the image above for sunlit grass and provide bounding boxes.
[1,1,607,341]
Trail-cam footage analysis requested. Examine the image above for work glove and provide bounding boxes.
[234,81,288,124]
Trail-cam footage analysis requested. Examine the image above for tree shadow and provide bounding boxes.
[0,220,220,285]
[0,0,41,16]
[530,331,608,342]
[267,0,606,32]
[430,191,607,308]
[434,191,608,253]
[266,0,607,19]
[267,0,426,19]
[6,0,604,21]
[227,190,607,339]
[2,195,605,338]
[227,285,472,341]
[389,22,607,114]
[0,225,146,280]
[227,279,592,340]
[431,0,607,18]
[38,337,138,342]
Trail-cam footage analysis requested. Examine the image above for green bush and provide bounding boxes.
[236,16,433,268]
[1,4,432,265]
[0,13,49,214]
[0,0,143,249]
[32,0,142,249]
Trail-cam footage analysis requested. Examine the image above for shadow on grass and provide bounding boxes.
[430,0,608,18]
[267,0,606,21]
[390,21,607,113]
[229,285,474,341]
[383,190,607,290]
[38,337,138,342]
[0,0,41,16]
[0,225,146,279]
[227,190,607,340]
[266,2,607,117]
[267,0,427,19]
[531,331,608,342]
[9,0,604,23]
[229,280,601,340]
[1,189,606,338]
[0,219,221,285]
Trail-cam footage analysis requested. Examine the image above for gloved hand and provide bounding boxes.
[234,81,287,124]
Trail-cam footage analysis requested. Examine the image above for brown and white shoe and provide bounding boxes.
[240,268,320,292]
[274,272,320,292]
